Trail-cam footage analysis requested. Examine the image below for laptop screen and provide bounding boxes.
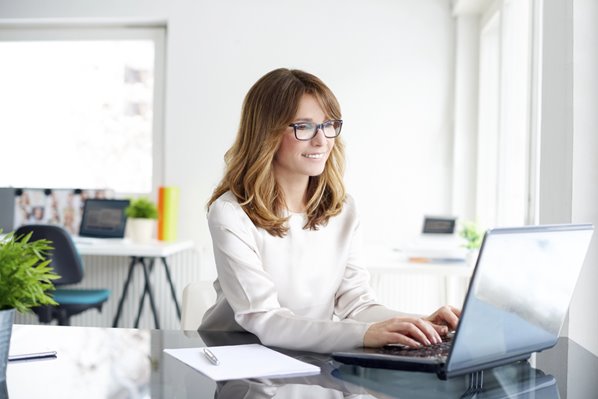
[79,199,130,238]
[447,224,593,374]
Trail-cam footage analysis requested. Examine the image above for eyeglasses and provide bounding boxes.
[288,119,343,141]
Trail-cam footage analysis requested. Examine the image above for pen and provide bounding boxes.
[202,347,220,365]
[8,351,57,362]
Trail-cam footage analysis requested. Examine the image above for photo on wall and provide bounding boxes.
[13,188,114,235]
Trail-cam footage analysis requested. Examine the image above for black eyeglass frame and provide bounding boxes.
[287,119,343,141]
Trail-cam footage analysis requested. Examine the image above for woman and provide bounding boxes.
[200,68,460,353]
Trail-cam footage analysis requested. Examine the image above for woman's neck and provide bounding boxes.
[276,175,309,213]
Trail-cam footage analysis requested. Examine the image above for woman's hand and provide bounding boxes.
[364,316,447,348]
[425,305,461,332]
[363,306,461,348]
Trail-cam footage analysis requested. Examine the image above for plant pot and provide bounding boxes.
[0,308,15,382]
[128,218,155,244]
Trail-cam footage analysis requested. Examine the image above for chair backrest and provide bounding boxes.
[14,224,84,286]
[181,281,217,331]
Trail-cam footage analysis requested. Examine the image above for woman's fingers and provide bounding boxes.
[364,315,458,348]
[440,306,460,330]
[386,331,423,348]
[427,305,461,330]
[388,318,442,346]
[400,320,432,346]
[413,318,442,344]
[450,305,462,318]
[431,323,449,336]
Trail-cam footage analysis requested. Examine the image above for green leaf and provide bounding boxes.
[125,197,158,219]
[459,221,483,250]
[0,230,59,312]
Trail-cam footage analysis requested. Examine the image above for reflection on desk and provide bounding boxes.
[7,324,598,398]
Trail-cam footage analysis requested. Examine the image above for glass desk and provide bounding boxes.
[5,324,598,398]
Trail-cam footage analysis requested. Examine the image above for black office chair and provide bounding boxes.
[15,224,110,326]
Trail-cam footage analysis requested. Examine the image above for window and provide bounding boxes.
[0,26,165,193]
[475,0,532,228]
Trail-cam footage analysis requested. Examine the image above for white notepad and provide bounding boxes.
[164,344,320,381]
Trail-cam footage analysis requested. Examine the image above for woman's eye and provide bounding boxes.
[296,123,312,130]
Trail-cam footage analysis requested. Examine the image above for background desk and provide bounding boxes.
[14,239,199,330]
[75,239,194,258]
[366,246,473,314]
[6,324,598,398]
[76,239,194,329]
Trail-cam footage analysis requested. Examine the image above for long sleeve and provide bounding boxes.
[200,192,401,353]
[205,199,369,353]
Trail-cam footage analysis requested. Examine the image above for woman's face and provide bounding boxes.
[273,94,335,183]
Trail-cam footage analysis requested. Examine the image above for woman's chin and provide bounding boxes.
[306,166,326,177]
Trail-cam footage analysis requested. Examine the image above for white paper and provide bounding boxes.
[164,344,320,381]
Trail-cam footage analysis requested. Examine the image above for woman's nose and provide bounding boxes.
[311,127,327,145]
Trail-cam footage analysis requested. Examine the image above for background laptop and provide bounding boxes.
[333,224,594,379]
[78,199,130,239]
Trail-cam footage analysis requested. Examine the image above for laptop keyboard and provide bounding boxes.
[378,334,453,359]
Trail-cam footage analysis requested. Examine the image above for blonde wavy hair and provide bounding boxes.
[208,68,346,237]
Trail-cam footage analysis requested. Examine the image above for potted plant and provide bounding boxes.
[459,221,483,267]
[0,231,59,381]
[125,197,158,244]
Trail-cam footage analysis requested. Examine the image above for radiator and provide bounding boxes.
[369,272,443,315]
[368,271,468,315]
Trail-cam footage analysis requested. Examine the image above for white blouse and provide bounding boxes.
[200,191,401,353]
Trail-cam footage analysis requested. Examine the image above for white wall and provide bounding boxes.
[0,0,455,268]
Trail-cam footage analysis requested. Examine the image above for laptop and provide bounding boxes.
[78,199,130,239]
[332,224,594,380]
